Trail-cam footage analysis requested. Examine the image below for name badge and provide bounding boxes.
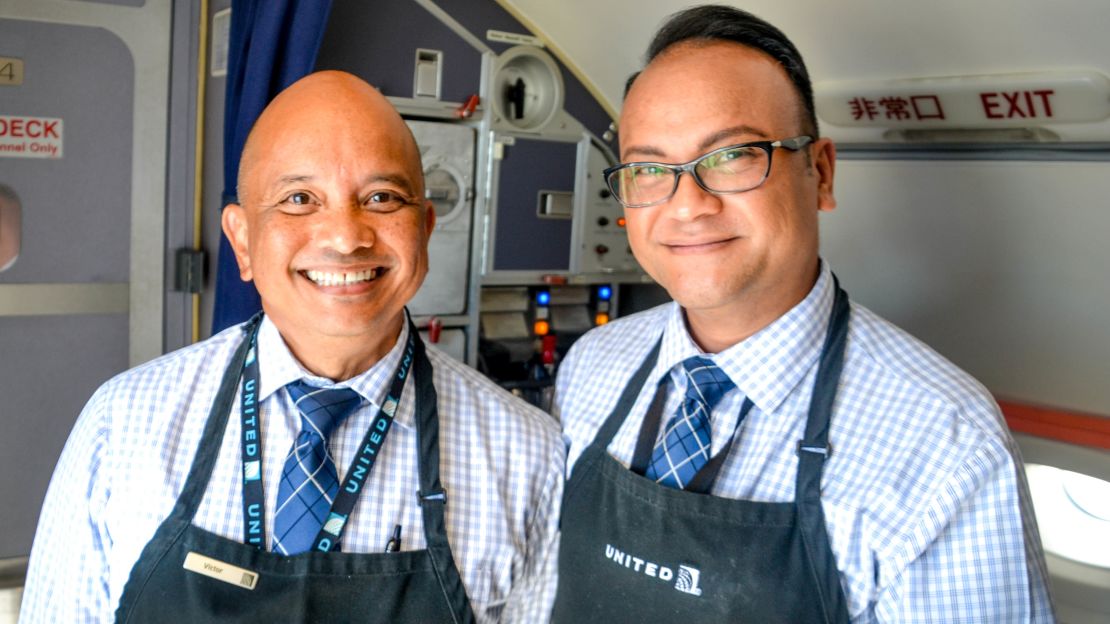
[182,552,259,590]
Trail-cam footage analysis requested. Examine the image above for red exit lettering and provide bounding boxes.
[0,118,60,139]
[980,90,1055,119]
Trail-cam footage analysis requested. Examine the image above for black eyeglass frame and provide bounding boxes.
[603,135,815,208]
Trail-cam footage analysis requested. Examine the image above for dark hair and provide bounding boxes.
[625,5,818,136]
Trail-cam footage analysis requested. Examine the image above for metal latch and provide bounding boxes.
[174,248,206,293]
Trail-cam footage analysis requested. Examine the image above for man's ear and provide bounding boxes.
[221,204,253,281]
[812,138,837,213]
[423,200,436,238]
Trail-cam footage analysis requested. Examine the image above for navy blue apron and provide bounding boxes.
[552,284,852,623]
[114,314,475,623]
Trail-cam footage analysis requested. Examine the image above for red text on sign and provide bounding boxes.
[848,95,946,122]
[0,118,61,139]
[980,90,1055,119]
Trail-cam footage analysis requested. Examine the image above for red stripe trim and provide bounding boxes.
[998,399,1110,451]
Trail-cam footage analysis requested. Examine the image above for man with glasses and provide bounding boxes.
[551,5,1053,622]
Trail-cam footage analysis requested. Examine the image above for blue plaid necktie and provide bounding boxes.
[645,356,736,489]
[273,381,362,555]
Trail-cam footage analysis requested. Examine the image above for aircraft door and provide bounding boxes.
[0,1,172,571]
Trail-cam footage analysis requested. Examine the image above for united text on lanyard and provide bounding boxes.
[238,320,417,552]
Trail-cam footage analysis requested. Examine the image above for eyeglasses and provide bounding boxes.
[603,135,814,208]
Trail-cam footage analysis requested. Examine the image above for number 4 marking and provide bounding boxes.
[0,59,22,85]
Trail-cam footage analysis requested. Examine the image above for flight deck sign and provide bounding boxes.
[0,115,64,159]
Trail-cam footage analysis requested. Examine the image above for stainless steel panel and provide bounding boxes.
[407,120,475,316]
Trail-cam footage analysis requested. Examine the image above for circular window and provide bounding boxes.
[491,46,565,132]
[423,163,465,224]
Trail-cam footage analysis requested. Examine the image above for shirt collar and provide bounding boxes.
[255,315,415,430]
[656,261,835,415]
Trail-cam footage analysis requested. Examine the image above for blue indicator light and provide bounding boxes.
[536,291,551,306]
[597,286,612,301]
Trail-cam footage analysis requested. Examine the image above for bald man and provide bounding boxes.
[22,71,563,623]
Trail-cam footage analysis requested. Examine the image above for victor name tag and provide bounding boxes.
[182,552,259,590]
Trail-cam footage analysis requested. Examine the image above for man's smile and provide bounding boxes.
[661,235,741,254]
[300,267,386,288]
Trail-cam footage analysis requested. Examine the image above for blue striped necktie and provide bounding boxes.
[645,356,736,489]
[273,380,362,555]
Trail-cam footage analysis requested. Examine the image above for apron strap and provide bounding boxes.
[794,281,849,503]
[794,279,852,624]
[175,312,263,521]
[411,325,476,624]
[413,329,448,547]
[628,388,667,476]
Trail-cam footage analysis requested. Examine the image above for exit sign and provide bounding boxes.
[816,70,1110,129]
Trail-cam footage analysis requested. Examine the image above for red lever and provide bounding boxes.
[428,317,443,343]
[455,94,480,119]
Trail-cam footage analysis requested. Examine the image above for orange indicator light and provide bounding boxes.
[534,320,550,336]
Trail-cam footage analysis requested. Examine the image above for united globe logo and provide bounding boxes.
[383,398,398,417]
[243,460,261,482]
[675,565,703,596]
[323,512,347,536]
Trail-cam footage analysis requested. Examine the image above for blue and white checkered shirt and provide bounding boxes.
[22,316,564,623]
[555,263,1054,622]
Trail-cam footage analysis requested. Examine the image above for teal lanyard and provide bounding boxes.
[238,319,417,552]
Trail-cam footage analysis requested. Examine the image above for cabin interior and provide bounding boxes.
[1,0,1108,621]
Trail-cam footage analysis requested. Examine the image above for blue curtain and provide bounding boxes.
[211,0,334,334]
